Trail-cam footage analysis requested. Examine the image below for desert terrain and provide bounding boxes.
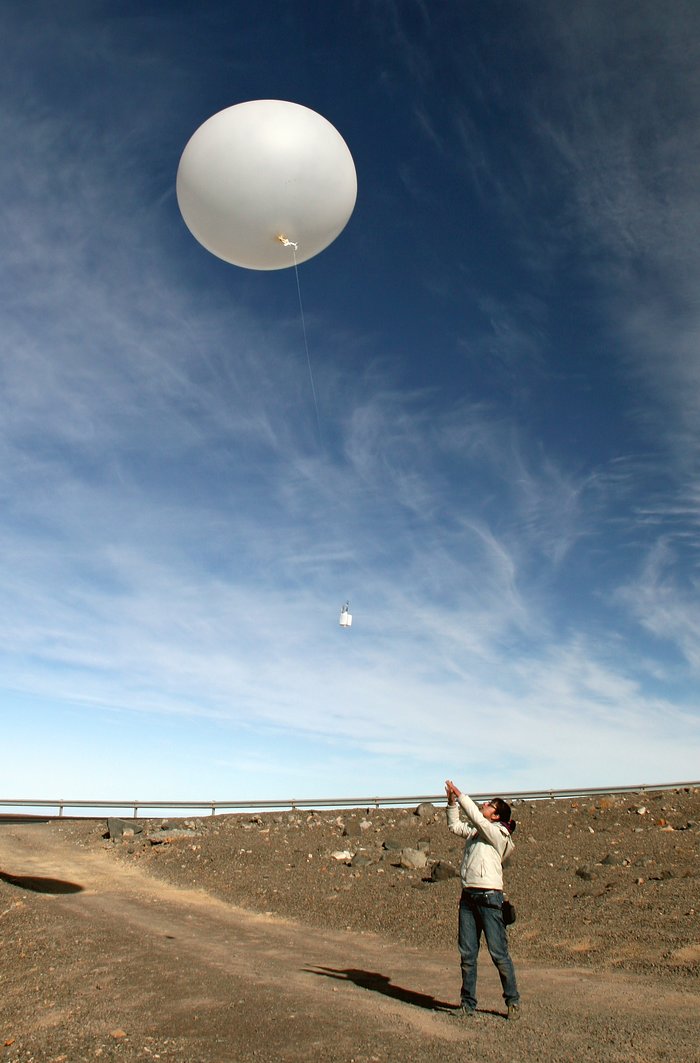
[1,786,698,1061]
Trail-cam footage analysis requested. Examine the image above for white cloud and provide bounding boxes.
[1,2,699,800]
[615,540,700,672]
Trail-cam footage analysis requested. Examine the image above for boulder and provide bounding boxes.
[430,861,459,881]
[106,818,143,841]
[351,851,374,868]
[382,837,404,851]
[399,848,428,870]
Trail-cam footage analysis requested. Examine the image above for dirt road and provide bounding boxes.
[1,820,697,1062]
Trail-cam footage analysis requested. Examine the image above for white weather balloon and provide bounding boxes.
[176,99,357,270]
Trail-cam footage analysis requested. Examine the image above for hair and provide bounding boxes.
[491,798,516,835]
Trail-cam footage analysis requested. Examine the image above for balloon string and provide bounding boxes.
[291,247,322,444]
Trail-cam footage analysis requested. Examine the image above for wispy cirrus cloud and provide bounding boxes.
[1,1,699,802]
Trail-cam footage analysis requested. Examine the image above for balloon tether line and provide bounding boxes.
[277,235,322,443]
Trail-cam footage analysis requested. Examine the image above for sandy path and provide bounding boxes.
[1,822,697,1062]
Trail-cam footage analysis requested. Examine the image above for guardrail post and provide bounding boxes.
[133,803,138,819]
[211,802,216,816]
[59,801,64,817]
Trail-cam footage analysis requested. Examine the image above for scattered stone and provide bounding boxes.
[342,820,362,838]
[414,802,437,819]
[600,853,625,866]
[147,829,202,845]
[431,860,459,881]
[331,850,354,863]
[382,838,404,851]
[575,866,595,880]
[398,848,428,870]
[350,852,374,868]
[106,818,143,841]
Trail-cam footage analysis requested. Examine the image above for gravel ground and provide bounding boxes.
[1,786,698,1062]
[65,785,700,979]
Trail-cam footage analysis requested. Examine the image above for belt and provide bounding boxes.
[462,888,503,908]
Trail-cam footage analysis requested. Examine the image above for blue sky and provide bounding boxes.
[2,1,699,803]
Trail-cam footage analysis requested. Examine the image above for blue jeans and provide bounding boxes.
[458,888,520,1010]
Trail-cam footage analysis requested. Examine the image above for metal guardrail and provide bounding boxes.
[0,781,697,820]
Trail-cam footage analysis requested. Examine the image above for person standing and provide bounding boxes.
[445,779,521,1020]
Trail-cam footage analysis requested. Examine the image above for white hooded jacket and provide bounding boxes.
[446,792,514,890]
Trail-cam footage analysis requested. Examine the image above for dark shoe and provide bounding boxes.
[507,1003,521,1021]
[451,1005,476,1019]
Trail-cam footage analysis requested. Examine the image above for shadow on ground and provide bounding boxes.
[307,966,454,1011]
[0,870,84,894]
